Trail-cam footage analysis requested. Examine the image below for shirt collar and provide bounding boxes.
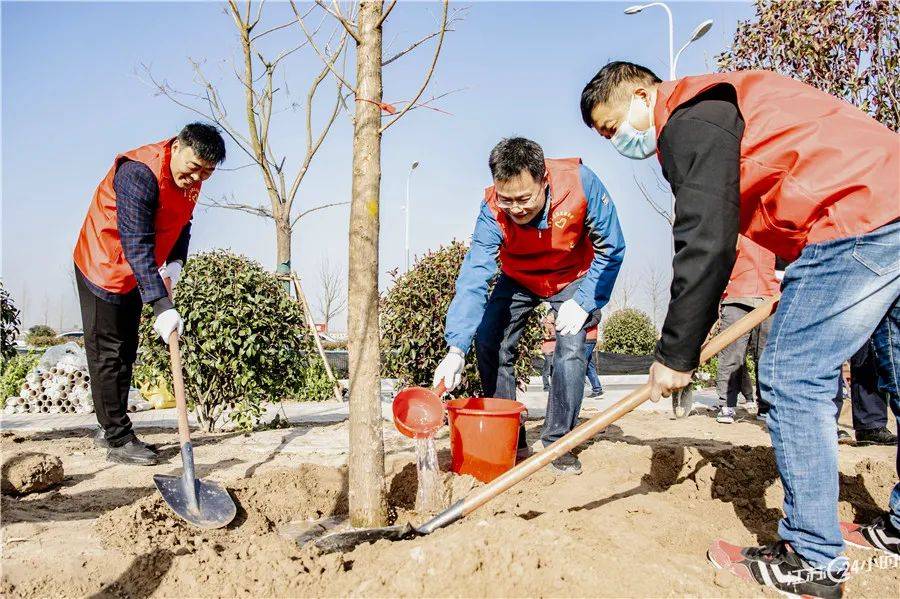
[526,186,551,230]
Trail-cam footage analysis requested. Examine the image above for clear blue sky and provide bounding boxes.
[1,0,755,332]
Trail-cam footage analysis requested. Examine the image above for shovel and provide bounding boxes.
[153,333,237,529]
[314,295,779,554]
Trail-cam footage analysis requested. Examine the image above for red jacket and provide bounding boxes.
[74,139,200,293]
[654,71,899,260]
[485,158,594,297]
[724,236,780,299]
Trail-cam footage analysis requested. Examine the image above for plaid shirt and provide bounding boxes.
[80,159,190,313]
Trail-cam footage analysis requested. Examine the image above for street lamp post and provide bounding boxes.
[405,161,419,271]
[624,3,713,79]
[625,2,714,251]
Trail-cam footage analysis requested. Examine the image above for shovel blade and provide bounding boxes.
[314,523,418,554]
[672,387,694,419]
[153,474,237,530]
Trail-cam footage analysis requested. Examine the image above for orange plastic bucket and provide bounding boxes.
[446,397,526,483]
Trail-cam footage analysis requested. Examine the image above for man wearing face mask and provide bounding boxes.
[434,137,625,474]
[580,62,899,599]
[73,123,225,465]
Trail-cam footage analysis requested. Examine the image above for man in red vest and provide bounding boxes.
[581,63,898,598]
[433,137,625,475]
[73,123,225,466]
[715,235,779,424]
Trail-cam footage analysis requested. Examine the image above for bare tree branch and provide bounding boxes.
[202,194,274,220]
[251,19,300,43]
[377,0,397,28]
[634,175,673,226]
[291,0,357,94]
[287,34,348,207]
[291,201,350,228]
[380,0,449,133]
[382,7,464,66]
[315,255,348,328]
[250,0,266,30]
[315,0,361,44]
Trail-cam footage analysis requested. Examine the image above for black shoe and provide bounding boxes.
[837,429,853,444]
[708,539,844,599]
[841,514,900,556]
[96,429,158,453]
[550,452,582,475]
[107,439,159,466]
[94,428,110,449]
[854,427,897,446]
[586,389,604,399]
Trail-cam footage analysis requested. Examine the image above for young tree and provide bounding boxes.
[315,255,347,330]
[143,1,352,281]
[643,263,669,330]
[609,269,639,312]
[719,0,899,131]
[298,0,456,527]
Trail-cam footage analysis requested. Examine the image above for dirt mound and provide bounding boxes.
[387,461,480,518]
[96,463,349,556]
[1,452,64,495]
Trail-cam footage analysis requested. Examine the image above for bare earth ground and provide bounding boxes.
[2,406,898,598]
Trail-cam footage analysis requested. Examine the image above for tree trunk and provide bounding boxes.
[275,214,292,293]
[347,1,387,528]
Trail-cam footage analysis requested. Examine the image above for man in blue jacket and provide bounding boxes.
[433,137,625,474]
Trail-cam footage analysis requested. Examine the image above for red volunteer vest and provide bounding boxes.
[73,139,200,294]
[654,71,900,260]
[486,158,594,297]
[724,235,780,299]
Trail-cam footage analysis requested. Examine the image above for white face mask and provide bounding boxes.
[610,95,657,160]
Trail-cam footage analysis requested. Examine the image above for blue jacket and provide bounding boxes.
[445,164,625,352]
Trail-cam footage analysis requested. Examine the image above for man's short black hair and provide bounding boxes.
[488,137,545,182]
[177,122,226,164]
[580,61,662,127]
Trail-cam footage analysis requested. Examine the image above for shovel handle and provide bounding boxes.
[416,295,780,534]
[168,333,192,448]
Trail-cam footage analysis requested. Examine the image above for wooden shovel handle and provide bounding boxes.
[168,332,192,447]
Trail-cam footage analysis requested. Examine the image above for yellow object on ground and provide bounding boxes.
[140,377,175,409]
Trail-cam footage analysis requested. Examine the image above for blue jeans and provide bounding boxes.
[584,341,602,393]
[475,274,600,446]
[758,221,900,570]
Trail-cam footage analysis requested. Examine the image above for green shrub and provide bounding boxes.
[601,308,658,355]
[27,335,65,348]
[1,282,21,365]
[25,325,56,346]
[692,356,718,389]
[1,353,39,407]
[321,340,347,351]
[137,250,328,432]
[381,240,542,396]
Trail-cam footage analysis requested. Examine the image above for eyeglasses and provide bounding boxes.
[496,184,546,210]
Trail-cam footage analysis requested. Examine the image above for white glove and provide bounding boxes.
[555,299,589,336]
[432,348,465,392]
[153,308,184,343]
[158,261,183,288]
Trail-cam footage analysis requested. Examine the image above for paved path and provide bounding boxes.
[1,376,722,434]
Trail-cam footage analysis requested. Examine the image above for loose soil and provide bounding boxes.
[1,407,897,597]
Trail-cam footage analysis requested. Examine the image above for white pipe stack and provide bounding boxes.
[3,358,100,416]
